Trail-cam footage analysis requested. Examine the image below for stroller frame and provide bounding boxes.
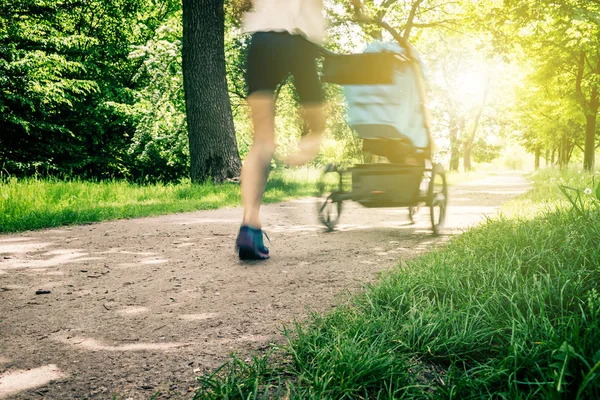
[316,22,448,235]
[316,161,448,235]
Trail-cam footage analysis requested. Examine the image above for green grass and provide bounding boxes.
[0,165,485,234]
[0,168,321,233]
[503,168,599,217]
[195,168,600,399]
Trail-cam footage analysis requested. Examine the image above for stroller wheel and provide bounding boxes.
[428,164,448,236]
[318,192,343,232]
[408,206,419,224]
[316,165,343,231]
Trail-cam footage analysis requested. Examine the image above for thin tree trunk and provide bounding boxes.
[576,52,599,171]
[559,137,567,169]
[534,145,540,170]
[402,0,425,40]
[463,144,472,171]
[448,118,461,171]
[566,140,574,165]
[463,79,490,172]
[584,113,597,171]
[182,0,241,183]
[558,138,563,169]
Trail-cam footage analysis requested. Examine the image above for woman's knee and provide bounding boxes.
[252,139,277,159]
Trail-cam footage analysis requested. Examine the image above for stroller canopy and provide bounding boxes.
[344,41,430,150]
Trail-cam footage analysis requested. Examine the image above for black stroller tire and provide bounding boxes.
[427,164,448,236]
[408,206,419,224]
[318,193,343,232]
[316,164,343,231]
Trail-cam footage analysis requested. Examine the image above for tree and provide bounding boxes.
[127,12,190,182]
[0,0,101,175]
[0,0,179,179]
[422,30,508,172]
[511,74,584,169]
[181,0,241,183]
[490,0,600,170]
[463,79,490,171]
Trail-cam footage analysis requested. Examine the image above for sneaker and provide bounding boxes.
[235,226,270,260]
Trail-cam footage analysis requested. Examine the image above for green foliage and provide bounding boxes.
[126,12,189,182]
[0,0,181,179]
[0,0,100,173]
[4,0,597,180]
[488,0,600,168]
[554,172,600,221]
[472,137,502,164]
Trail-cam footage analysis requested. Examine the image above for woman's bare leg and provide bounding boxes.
[241,92,277,228]
[285,103,326,166]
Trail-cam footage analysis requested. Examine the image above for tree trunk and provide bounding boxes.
[463,143,472,171]
[448,118,461,172]
[402,0,425,40]
[463,80,490,172]
[182,0,241,183]
[584,113,596,171]
[576,52,598,171]
[534,145,540,170]
[567,141,575,165]
[558,136,567,169]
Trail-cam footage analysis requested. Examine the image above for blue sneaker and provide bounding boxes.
[235,226,270,260]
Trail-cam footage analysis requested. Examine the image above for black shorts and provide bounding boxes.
[246,31,324,105]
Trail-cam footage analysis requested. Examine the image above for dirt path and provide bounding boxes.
[0,172,529,399]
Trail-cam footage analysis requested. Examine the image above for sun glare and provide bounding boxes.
[456,69,489,104]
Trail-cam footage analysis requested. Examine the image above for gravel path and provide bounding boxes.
[0,172,530,399]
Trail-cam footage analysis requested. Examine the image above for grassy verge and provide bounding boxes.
[0,168,321,233]
[195,168,600,399]
[0,166,487,234]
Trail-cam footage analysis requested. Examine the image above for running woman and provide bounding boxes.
[236,0,364,260]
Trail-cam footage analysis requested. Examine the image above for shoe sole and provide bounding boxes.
[238,246,269,260]
[236,236,269,260]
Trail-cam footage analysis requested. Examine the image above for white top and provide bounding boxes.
[242,0,326,45]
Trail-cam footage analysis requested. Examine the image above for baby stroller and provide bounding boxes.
[317,29,448,235]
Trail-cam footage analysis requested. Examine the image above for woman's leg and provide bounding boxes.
[286,103,326,166]
[236,32,285,259]
[285,36,326,166]
[241,92,276,229]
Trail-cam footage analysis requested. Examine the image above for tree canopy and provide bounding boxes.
[1,0,599,181]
